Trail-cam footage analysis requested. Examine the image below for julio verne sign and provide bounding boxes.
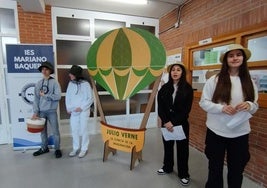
[101,121,146,170]
[101,121,145,153]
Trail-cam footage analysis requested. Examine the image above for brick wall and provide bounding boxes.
[159,0,267,50]
[18,5,52,44]
[189,97,206,152]
[159,0,267,186]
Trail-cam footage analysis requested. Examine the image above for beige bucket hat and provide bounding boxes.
[219,44,251,63]
[167,62,185,72]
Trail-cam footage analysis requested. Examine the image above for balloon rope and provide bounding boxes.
[139,74,162,129]
[89,75,106,123]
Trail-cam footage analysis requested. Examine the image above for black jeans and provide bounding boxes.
[205,129,250,188]
[162,125,190,178]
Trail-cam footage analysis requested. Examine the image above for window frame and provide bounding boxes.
[187,26,267,108]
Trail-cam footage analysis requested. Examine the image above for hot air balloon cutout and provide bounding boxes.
[87,27,166,170]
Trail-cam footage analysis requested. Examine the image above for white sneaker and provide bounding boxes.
[68,150,78,157]
[179,177,190,186]
[78,150,87,158]
[157,168,166,175]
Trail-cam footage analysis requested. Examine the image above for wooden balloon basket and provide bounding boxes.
[89,75,161,170]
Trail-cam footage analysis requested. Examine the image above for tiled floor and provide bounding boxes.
[0,128,262,188]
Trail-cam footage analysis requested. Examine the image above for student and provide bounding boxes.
[157,63,193,186]
[32,61,62,158]
[65,65,93,158]
[199,44,259,188]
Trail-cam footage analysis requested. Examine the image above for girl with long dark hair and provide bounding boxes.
[157,63,193,186]
[199,44,259,188]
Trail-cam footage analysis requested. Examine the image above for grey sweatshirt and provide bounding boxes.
[33,77,61,114]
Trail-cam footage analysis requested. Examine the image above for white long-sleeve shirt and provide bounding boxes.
[65,80,93,116]
[199,75,258,138]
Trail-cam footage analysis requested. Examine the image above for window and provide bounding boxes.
[56,40,91,65]
[247,36,267,62]
[243,31,267,68]
[95,19,125,38]
[192,43,233,67]
[130,24,155,34]
[0,8,16,34]
[57,17,90,36]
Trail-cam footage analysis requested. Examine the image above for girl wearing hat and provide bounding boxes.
[157,63,193,186]
[66,65,93,158]
[199,44,258,188]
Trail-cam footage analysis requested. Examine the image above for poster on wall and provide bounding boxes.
[6,44,54,150]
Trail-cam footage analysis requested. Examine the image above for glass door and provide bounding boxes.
[0,37,8,144]
[0,1,19,144]
[0,37,17,144]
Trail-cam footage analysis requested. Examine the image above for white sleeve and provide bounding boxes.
[199,75,224,113]
[247,79,259,114]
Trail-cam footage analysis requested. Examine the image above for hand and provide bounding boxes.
[31,114,39,120]
[67,111,71,114]
[39,90,45,96]
[235,102,250,111]
[164,121,174,132]
[74,107,82,112]
[222,105,237,115]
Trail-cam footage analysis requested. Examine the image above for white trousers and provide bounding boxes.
[70,110,90,151]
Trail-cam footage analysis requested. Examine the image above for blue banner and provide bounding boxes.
[6,44,54,150]
[6,44,53,73]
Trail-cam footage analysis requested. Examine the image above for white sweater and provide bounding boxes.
[65,80,93,116]
[199,75,258,138]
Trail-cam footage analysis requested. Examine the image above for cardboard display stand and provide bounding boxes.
[89,75,161,170]
[87,28,166,170]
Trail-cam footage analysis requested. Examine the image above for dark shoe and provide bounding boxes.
[55,150,62,158]
[33,148,49,156]
[179,177,190,186]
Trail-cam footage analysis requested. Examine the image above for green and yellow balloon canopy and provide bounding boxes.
[87,27,166,100]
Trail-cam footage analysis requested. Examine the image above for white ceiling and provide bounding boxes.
[17,0,185,18]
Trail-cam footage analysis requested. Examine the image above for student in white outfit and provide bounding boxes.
[199,44,258,188]
[66,65,93,158]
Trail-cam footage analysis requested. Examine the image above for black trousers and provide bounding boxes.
[162,125,190,178]
[205,129,250,188]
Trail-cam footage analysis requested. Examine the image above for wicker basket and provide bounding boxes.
[26,118,45,133]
